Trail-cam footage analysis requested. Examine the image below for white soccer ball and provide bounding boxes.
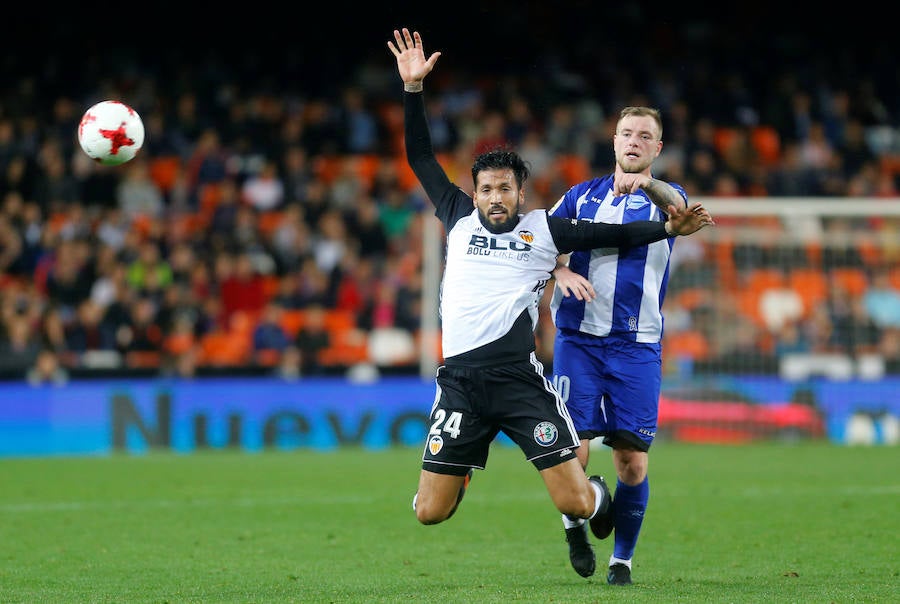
[77,100,145,165]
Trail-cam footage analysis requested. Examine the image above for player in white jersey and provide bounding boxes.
[388,27,713,566]
[549,106,690,584]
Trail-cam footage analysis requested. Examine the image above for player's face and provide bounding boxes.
[473,168,524,233]
[614,115,662,174]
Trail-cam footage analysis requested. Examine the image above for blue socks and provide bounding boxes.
[612,476,649,561]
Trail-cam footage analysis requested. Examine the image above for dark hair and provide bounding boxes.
[471,148,530,189]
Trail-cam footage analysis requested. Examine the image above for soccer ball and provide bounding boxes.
[77,100,145,165]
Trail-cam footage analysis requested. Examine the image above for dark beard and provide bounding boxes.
[478,211,520,234]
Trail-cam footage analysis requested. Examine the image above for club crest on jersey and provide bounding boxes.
[533,421,558,446]
[626,195,650,210]
[428,435,444,455]
[518,230,534,244]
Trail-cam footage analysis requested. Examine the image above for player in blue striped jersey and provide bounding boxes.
[549,106,690,584]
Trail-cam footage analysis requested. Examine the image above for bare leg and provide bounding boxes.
[413,469,469,525]
[539,457,597,518]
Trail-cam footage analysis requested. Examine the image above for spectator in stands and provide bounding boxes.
[300,100,340,156]
[33,150,79,211]
[95,207,131,253]
[346,197,390,260]
[377,187,415,245]
[519,130,556,192]
[231,205,278,276]
[65,299,111,354]
[11,199,45,277]
[118,297,163,355]
[164,313,199,378]
[218,252,267,323]
[820,217,866,267]
[185,128,229,198]
[168,241,198,287]
[294,259,334,309]
[0,313,41,375]
[838,118,878,179]
[823,279,880,355]
[361,280,399,331]
[126,240,174,299]
[423,95,459,153]
[116,159,165,221]
[242,159,285,212]
[268,269,303,310]
[2,156,35,203]
[155,282,197,335]
[393,267,423,332]
[275,345,303,380]
[333,253,378,316]
[252,301,291,358]
[327,158,366,213]
[44,238,93,320]
[38,304,67,355]
[759,282,805,334]
[293,304,331,376]
[26,347,69,386]
[337,86,381,154]
[863,268,900,329]
[773,320,812,357]
[270,202,314,272]
[281,145,314,207]
[312,209,349,276]
[207,178,242,250]
[0,213,24,275]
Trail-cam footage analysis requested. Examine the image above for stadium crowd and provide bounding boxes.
[1,14,899,383]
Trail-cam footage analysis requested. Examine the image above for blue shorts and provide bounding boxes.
[551,328,661,451]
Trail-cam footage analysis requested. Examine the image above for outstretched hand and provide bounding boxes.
[554,265,596,302]
[667,202,715,236]
[388,28,441,85]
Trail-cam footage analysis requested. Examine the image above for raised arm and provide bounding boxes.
[388,27,463,223]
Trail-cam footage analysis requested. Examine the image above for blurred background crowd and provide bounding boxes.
[1,4,898,384]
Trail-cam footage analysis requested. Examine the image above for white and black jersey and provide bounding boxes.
[440,209,558,359]
[404,91,673,367]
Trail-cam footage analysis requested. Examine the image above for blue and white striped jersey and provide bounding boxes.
[548,174,688,343]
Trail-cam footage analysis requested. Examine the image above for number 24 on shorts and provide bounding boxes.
[431,409,462,439]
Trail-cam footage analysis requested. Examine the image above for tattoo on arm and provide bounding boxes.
[643,178,685,212]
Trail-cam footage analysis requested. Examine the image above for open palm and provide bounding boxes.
[388,28,441,83]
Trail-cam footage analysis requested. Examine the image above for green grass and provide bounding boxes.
[1,442,897,603]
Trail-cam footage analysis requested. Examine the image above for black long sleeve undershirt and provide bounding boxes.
[547,216,670,253]
[404,91,455,205]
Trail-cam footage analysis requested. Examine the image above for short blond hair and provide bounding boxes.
[618,106,663,140]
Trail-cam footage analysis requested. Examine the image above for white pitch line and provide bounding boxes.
[0,494,380,513]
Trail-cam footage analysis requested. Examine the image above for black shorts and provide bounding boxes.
[421,357,580,476]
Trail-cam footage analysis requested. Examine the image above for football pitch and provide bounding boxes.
[1,442,896,603]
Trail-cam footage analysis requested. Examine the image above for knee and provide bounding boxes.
[615,451,648,485]
[412,493,450,525]
[415,509,445,525]
[557,487,595,519]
